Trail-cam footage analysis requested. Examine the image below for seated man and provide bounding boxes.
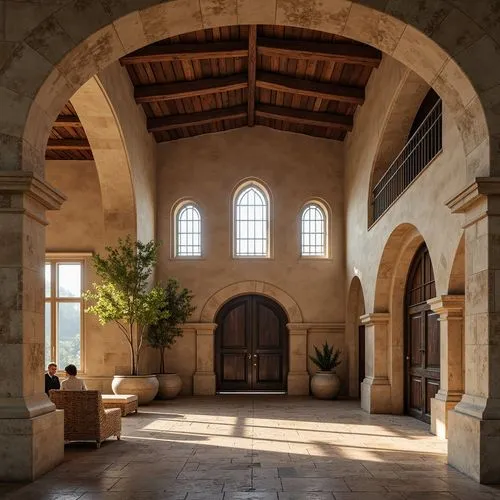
[61,364,87,391]
[45,362,60,394]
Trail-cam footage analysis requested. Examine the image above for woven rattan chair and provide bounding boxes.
[50,390,122,448]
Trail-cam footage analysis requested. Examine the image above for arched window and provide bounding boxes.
[234,182,269,257]
[301,202,327,257]
[175,202,201,257]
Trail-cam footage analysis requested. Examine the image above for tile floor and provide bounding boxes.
[2,397,500,499]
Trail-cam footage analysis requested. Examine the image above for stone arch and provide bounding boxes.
[200,280,303,323]
[346,276,366,398]
[70,76,136,244]
[1,0,493,187]
[448,233,465,294]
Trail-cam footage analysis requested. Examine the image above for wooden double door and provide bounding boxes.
[405,244,440,423]
[215,295,288,392]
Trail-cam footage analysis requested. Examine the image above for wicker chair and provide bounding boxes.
[49,390,122,448]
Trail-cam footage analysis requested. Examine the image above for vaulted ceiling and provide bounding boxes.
[46,24,382,159]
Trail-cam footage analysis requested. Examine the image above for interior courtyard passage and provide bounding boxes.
[3,397,500,500]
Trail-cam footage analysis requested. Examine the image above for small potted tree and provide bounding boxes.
[309,341,342,399]
[147,278,195,399]
[84,236,168,404]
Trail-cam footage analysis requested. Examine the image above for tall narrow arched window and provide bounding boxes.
[175,202,202,257]
[301,202,327,257]
[234,182,270,257]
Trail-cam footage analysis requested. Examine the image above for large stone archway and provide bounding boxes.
[1,0,499,483]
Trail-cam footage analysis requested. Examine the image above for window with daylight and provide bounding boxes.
[234,182,270,257]
[45,259,84,370]
[176,202,202,257]
[301,202,328,257]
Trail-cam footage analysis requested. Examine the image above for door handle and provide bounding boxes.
[247,354,251,360]
[253,354,257,358]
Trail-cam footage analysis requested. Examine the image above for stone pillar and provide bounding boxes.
[446,178,500,483]
[360,313,391,413]
[0,172,66,481]
[427,295,464,439]
[287,323,310,395]
[193,323,217,395]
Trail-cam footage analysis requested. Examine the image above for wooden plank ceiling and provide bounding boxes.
[46,25,381,159]
[121,25,381,143]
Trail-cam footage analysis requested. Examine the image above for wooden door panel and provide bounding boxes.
[410,377,422,411]
[410,314,422,366]
[425,311,440,369]
[256,354,282,384]
[222,354,247,382]
[256,304,280,348]
[425,378,439,415]
[221,304,247,348]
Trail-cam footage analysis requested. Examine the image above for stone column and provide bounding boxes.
[447,178,500,483]
[0,172,66,481]
[360,313,391,413]
[427,295,464,439]
[287,323,310,395]
[193,323,217,395]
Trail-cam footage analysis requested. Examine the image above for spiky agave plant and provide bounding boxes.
[309,341,342,371]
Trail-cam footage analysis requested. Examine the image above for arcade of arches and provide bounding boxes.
[2,0,500,488]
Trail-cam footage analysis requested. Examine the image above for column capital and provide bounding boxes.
[0,172,66,211]
[286,323,309,333]
[190,323,217,334]
[360,312,390,326]
[427,295,465,317]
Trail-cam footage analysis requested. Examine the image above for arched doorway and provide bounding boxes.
[215,294,288,392]
[405,243,439,423]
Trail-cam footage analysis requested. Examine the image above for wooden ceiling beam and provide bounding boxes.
[135,74,248,103]
[247,25,257,127]
[46,139,91,150]
[257,38,382,67]
[54,115,82,127]
[121,41,248,64]
[256,104,353,130]
[148,105,247,132]
[256,71,364,105]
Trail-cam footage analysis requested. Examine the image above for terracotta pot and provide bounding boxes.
[111,375,159,405]
[156,373,182,399]
[310,371,340,400]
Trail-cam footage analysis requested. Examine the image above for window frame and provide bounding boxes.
[299,200,330,259]
[173,200,203,259]
[45,254,89,374]
[232,180,271,259]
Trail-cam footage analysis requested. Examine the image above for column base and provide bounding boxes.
[430,390,462,439]
[0,409,64,481]
[448,407,500,483]
[361,377,391,414]
[193,372,216,395]
[287,371,310,395]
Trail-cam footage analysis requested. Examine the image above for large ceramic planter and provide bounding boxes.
[112,375,159,405]
[310,371,340,400]
[156,373,182,399]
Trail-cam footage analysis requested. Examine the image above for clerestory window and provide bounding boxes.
[175,202,202,257]
[301,202,328,257]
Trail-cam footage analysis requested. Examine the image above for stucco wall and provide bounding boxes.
[156,126,346,391]
[344,55,466,406]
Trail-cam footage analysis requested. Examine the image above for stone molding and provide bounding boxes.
[0,172,66,211]
[360,312,390,325]
[427,295,465,319]
[200,280,303,322]
[287,322,344,334]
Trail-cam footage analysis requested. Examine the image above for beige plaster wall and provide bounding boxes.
[344,55,466,406]
[157,126,346,392]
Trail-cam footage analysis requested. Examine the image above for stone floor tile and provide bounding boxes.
[281,478,349,492]
[224,493,278,499]
[277,493,334,499]
[333,494,404,500]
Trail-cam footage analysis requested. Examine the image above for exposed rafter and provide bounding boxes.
[256,72,364,105]
[54,115,83,127]
[120,41,248,64]
[257,38,382,67]
[247,25,257,127]
[46,139,91,150]
[134,74,248,103]
[148,106,247,133]
[256,104,353,130]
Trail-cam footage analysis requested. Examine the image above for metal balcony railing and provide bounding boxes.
[371,99,442,223]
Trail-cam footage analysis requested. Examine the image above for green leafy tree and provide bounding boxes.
[83,236,169,375]
[146,278,195,374]
[309,341,342,371]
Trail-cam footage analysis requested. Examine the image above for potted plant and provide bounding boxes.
[84,236,169,404]
[309,341,342,399]
[147,278,195,399]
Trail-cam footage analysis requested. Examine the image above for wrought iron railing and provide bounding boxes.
[372,99,442,223]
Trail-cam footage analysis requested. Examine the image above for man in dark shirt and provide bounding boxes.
[45,362,60,394]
